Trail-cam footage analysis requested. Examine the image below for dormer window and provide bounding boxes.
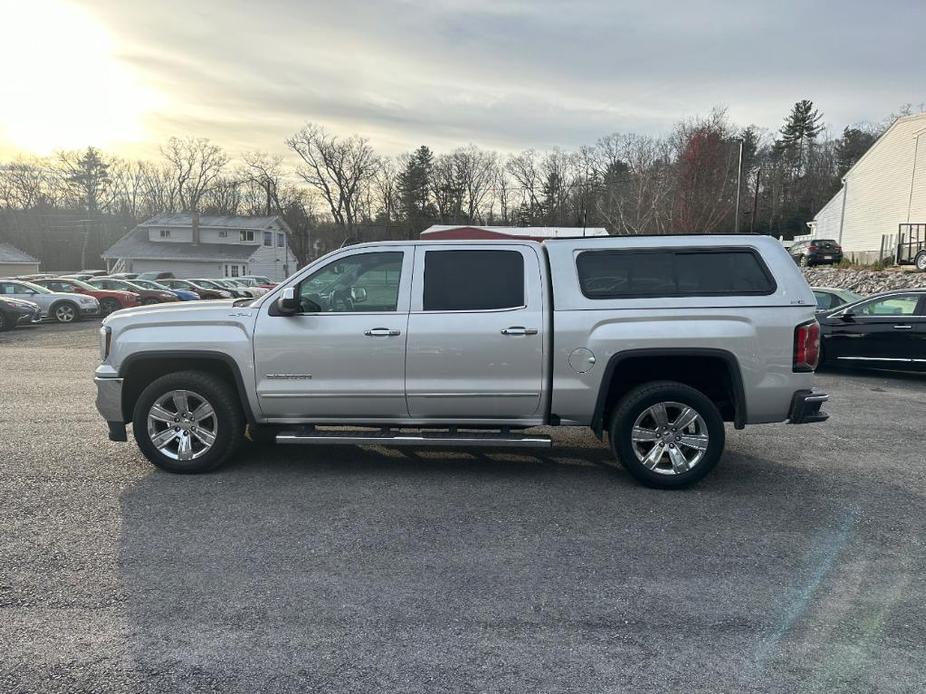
[240,230,255,242]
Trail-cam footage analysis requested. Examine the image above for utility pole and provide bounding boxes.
[734,139,744,233]
[750,168,761,233]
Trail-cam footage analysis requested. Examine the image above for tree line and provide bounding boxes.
[0,101,917,269]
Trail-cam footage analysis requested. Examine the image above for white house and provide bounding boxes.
[103,213,298,281]
[0,241,40,277]
[807,112,926,263]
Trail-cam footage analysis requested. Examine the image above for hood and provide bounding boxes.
[0,297,40,309]
[48,291,99,303]
[102,299,239,327]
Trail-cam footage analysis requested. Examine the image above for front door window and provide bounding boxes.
[298,252,403,313]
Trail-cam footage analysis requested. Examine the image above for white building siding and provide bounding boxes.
[247,243,297,281]
[0,261,40,276]
[129,259,228,278]
[838,115,926,259]
[808,187,844,241]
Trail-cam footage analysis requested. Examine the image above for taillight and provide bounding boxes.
[808,245,818,252]
[794,320,820,372]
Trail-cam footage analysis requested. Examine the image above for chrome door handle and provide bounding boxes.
[364,327,401,337]
[501,326,538,336]
[893,324,913,330]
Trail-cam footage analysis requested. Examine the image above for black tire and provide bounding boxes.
[100,297,122,315]
[915,251,926,272]
[51,301,79,323]
[608,381,726,489]
[0,310,12,332]
[132,370,244,473]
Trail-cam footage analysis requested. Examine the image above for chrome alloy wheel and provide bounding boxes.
[630,401,709,475]
[146,389,217,461]
[54,304,76,322]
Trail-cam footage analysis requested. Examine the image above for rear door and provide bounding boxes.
[833,293,923,364]
[405,245,545,420]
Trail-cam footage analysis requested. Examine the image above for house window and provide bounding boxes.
[159,229,171,238]
[263,231,273,247]
[277,233,285,248]
[223,264,244,277]
[218,231,228,238]
[240,230,255,242]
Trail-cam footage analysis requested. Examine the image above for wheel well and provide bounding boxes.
[120,356,247,423]
[593,353,743,437]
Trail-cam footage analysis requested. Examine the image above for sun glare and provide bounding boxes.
[0,0,159,154]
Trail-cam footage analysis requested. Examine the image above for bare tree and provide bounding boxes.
[160,136,228,212]
[453,145,497,223]
[506,149,543,217]
[286,124,379,237]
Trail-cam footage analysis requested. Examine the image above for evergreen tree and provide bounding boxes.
[775,100,824,174]
[834,126,877,177]
[62,146,110,212]
[397,145,435,230]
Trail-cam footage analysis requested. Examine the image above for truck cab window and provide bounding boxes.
[423,250,524,311]
[298,251,403,313]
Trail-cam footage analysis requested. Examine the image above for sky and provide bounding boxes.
[0,0,923,160]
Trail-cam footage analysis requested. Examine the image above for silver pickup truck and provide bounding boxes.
[94,234,828,488]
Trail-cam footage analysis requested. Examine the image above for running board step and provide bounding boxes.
[275,429,552,448]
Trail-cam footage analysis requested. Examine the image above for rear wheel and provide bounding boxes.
[608,381,725,489]
[915,251,926,272]
[132,370,244,473]
[0,311,12,331]
[52,301,79,323]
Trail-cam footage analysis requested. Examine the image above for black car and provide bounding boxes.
[790,239,843,267]
[0,296,42,331]
[818,289,926,370]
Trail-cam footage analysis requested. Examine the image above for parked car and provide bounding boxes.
[89,278,179,305]
[108,272,139,280]
[811,286,864,312]
[0,279,100,322]
[223,278,268,296]
[128,278,200,301]
[0,296,42,330]
[60,273,97,282]
[818,289,926,370]
[32,277,140,315]
[95,234,828,488]
[159,278,232,300]
[789,239,843,267]
[191,278,253,298]
[233,277,272,294]
[240,275,277,289]
[137,271,176,281]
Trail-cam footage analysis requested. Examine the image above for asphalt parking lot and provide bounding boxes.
[1,321,925,693]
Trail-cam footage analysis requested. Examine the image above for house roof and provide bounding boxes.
[102,227,258,261]
[140,213,283,230]
[421,225,609,239]
[0,242,39,264]
[840,111,926,183]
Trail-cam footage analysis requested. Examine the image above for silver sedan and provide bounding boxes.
[0,279,100,323]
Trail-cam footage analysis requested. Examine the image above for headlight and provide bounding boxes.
[79,296,96,305]
[99,326,112,361]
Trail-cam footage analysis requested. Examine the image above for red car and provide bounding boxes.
[33,277,140,315]
[89,278,180,305]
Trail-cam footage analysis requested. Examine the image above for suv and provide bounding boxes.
[789,239,843,267]
[94,235,828,489]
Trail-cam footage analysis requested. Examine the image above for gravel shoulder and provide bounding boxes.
[1,322,925,693]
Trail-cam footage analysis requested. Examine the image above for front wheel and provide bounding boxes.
[608,381,726,489]
[915,251,926,272]
[100,297,122,315]
[52,301,79,323]
[132,370,244,473]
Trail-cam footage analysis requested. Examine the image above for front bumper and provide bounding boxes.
[80,305,101,317]
[95,376,127,440]
[788,390,829,424]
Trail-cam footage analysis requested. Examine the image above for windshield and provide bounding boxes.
[21,281,52,294]
[192,279,220,289]
[132,279,168,290]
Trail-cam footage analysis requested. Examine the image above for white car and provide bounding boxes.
[0,279,100,323]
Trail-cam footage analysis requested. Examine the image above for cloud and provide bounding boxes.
[31,0,926,156]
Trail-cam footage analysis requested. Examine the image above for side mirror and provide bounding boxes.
[277,287,300,315]
[839,310,855,321]
[350,286,368,303]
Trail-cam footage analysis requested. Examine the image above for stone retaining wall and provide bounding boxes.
[802,267,926,294]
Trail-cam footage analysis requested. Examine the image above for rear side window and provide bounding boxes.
[576,248,775,299]
[423,250,524,311]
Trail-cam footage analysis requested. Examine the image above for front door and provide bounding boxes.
[405,245,545,420]
[253,248,412,419]
[829,293,923,365]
